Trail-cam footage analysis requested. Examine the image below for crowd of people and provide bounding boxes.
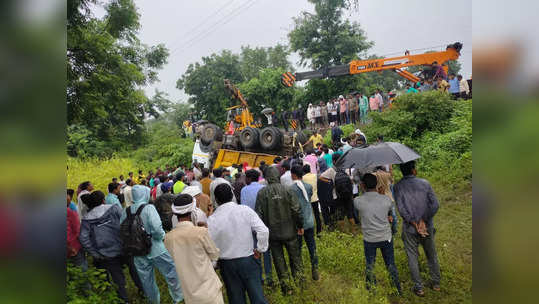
[67,130,442,303]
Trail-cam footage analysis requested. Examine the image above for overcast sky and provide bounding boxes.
[95,0,472,101]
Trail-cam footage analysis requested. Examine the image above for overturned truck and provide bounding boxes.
[191,79,308,169]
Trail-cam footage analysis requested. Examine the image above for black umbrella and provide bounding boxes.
[338,142,420,169]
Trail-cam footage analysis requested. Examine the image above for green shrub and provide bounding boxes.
[67,263,120,304]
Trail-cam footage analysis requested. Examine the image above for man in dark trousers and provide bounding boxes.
[256,166,304,295]
[394,160,441,297]
[281,110,289,131]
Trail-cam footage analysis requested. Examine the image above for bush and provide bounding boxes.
[365,91,455,147]
[67,263,120,303]
[362,92,471,196]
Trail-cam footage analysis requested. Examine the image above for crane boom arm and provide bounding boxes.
[281,42,462,86]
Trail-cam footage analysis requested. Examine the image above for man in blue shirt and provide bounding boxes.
[105,182,122,208]
[448,73,460,99]
[240,169,273,286]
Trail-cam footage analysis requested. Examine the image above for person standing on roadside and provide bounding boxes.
[123,178,134,207]
[208,184,269,304]
[173,172,186,194]
[448,73,460,99]
[67,190,86,270]
[302,164,321,235]
[256,166,304,295]
[319,101,328,127]
[354,174,402,295]
[314,103,322,129]
[165,194,224,304]
[394,161,441,297]
[290,165,320,281]
[303,129,324,152]
[210,168,235,207]
[76,181,94,218]
[307,103,315,130]
[375,90,384,112]
[359,93,369,124]
[339,95,347,125]
[241,169,273,286]
[80,191,145,303]
[437,77,450,93]
[120,185,184,304]
[458,74,469,99]
[105,182,122,208]
[329,99,338,124]
[199,168,212,197]
[349,93,358,124]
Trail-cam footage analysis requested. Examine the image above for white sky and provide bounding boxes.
[94,0,472,101]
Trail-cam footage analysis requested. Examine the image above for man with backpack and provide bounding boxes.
[119,185,184,304]
[319,153,357,231]
[79,191,144,303]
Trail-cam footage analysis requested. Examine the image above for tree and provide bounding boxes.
[239,68,299,118]
[67,0,169,155]
[288,0,373,69]
[176,50,243,125]
[177,46,294,124]
[145,90,172,119]
[240,44,293,80]
[287,0,404,101]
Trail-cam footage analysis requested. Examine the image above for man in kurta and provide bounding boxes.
[165,194,224,304]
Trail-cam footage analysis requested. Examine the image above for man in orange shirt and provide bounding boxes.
[199,168,212,197]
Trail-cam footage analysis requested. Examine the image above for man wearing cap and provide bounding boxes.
[165,194,224,304]
[208,184,269,304]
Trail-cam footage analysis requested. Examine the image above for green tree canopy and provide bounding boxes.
[288,0,372,69]
[67,0,169,156]
[176,45,294,124]
[288,0,403,102]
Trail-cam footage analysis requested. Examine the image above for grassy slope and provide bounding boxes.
[69,158,471,304]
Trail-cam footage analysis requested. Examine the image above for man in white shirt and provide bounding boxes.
[458,74,469,99]
[209,168,235,207]
[123,178,134,207]
[208,183,269,304]
[279,160,293,187]
[314,104,322,128]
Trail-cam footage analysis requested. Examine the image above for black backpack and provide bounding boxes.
[120,204,152,256]
[334,167,353,200]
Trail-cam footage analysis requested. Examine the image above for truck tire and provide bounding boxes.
[259,127,281,150]
[239,127,259,149]
[297,130,308,145]
[201,123,223,146]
